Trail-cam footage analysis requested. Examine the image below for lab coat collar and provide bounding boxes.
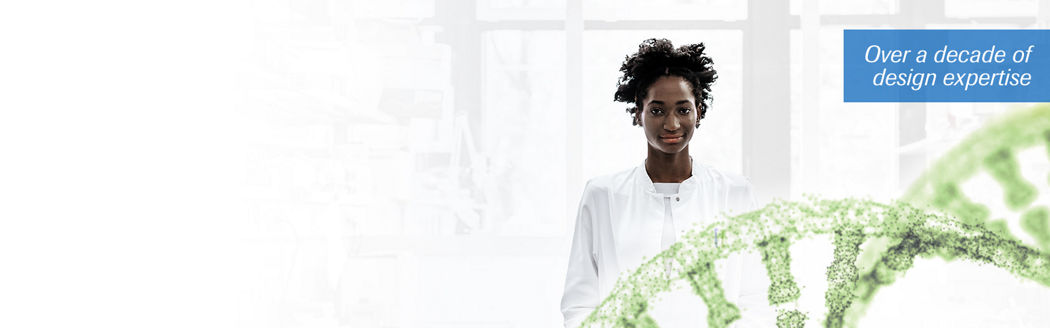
[634,155,706,197]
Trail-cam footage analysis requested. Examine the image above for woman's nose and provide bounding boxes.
[665,115,681,130]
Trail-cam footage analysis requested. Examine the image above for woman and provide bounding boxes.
[560,38,774,327]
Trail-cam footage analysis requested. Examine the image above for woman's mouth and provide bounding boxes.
[659,135,684,144]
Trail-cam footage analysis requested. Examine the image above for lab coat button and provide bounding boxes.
[675,196,680,201]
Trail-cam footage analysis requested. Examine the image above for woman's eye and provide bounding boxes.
[678,108,691,114]
[650,108,664,115]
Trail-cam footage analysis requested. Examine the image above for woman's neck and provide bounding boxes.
[645,146,692,183]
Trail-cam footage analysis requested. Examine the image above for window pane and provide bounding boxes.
[481,30,567,236]
[349,0,435,18]
[477,0,565,20]
[790,26,899,200]
[584,0,746,20]
[945,0,1038,18]
[790,0,898,15]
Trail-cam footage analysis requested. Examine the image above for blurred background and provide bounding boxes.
[3,0,1050,327]
[237,0,1050,327]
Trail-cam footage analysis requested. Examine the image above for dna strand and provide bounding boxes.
[578,105,1050,328]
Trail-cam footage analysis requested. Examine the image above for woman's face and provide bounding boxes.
[636,75,698,154]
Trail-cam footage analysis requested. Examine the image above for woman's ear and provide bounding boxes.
[695,104,703,127]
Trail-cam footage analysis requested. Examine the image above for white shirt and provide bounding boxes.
[653,182,680,277]
[560,158,775,328]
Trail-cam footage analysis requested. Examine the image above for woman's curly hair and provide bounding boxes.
[614,38,718,126]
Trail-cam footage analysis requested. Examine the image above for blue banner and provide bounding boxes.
[843,29,1050,102]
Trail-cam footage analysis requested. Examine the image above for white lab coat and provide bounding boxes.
[560,158,776,328]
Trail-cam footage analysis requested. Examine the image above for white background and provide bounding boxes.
[2,0,1050,327]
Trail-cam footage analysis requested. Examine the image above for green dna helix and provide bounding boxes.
[578,105,1050,328]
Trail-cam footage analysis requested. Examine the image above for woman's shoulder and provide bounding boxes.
[695,162,753,189]
[695,163,756,211]
[583,165,639,194]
